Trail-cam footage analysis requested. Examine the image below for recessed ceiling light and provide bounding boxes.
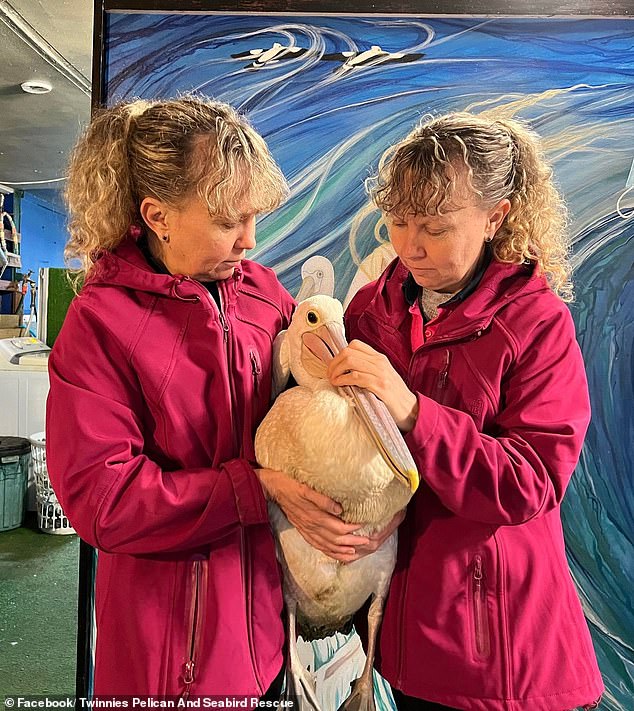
[20,79,53,94]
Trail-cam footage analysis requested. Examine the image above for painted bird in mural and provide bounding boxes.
[255,296,419,711]
[295,255,336,301]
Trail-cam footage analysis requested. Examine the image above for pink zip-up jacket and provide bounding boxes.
[46,238,294,696]
[345,258,603,711]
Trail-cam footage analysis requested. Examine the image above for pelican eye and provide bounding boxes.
[307,310,319,325]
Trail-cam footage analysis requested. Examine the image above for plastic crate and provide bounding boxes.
[29,432,75,535]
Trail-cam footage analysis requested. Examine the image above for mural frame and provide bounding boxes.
[79,0,633,701]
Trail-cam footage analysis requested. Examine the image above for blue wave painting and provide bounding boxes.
[104,12,634,709]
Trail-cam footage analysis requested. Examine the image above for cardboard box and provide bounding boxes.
[0,328,21,338]
[0,315,20,328]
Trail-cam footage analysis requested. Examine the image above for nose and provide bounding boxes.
[235,215,257,251]
[404,223,427,259]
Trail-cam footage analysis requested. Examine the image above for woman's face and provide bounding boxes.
[387,192,510,293]
[143,194,257,281]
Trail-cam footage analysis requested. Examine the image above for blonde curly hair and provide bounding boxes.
[368,111,572,300]
[65,95,288,279]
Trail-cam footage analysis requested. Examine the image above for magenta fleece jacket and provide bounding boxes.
[46,238,294,696]
[345,258,603,711]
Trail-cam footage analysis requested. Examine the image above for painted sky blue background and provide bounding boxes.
[105,12,633,709]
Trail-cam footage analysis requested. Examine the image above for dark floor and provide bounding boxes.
[0,512,78,696]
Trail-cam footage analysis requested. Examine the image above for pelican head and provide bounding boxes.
[286,295,419,493]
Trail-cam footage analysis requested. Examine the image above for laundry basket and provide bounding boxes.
[29,432,75,535]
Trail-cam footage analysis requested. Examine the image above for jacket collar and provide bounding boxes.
[360,254,547,344]
[85,236,244,301]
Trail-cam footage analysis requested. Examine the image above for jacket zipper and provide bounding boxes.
[240,526,262,694]
[220,281,261,692]
[249,348,261,397]
[181,559,207,699]
[472,555,491,659]
[437,349,451,391]
[217,284,241,454]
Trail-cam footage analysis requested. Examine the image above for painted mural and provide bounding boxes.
[104,11,633,710]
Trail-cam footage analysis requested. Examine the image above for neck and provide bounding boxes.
[146,234,171,274]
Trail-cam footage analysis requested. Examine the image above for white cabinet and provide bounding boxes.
[0,367,48,437]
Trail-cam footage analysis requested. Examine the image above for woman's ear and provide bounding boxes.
[140,197,172,236]
[488,198,511,236]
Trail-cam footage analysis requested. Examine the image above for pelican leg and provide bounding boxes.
[338,594,385,711]
[284,600,323,711]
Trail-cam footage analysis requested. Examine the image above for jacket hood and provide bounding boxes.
[84,236,243,300]
[362,257,550,339]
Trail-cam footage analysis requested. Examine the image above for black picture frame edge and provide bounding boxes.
[102,0,634,15]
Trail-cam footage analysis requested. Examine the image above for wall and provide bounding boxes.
[19,190,66,284]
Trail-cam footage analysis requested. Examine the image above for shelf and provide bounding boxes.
[3,228,20,245]
[6,252,21,268]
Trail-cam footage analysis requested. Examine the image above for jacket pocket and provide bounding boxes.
[469,554,491,660]
[180,558,208,699]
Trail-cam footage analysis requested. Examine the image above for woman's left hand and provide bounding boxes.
[326,340,419,433]
[349,509,406,561]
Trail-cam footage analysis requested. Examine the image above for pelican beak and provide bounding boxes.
[295,274,316,302]
[302,323,419,493]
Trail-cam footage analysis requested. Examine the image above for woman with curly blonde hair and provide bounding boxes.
[327,112,603,710]
[47,95,358,698]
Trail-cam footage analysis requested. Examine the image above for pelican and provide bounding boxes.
[295,255,336,301]
[255,296,419,710]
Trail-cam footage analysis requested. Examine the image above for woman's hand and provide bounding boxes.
[256,467,372,564]
[351,509,406,558]
[326,340,419,432]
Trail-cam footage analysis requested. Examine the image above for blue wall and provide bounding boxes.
[19,191,67,311]
[20,191,67,274]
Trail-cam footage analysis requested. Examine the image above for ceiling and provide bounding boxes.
[0,0,93,205]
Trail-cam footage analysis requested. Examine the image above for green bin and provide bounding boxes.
[0,437,31,531]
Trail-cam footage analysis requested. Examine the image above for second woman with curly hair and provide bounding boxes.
[327,112,604,710]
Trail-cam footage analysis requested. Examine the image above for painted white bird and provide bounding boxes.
[295,255,336,301]
[322,45,424,74]
[231,42,307,69]
[255,295,419,711]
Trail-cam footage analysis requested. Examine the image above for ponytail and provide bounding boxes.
[65,100,150,277]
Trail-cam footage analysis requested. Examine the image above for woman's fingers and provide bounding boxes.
[255,467,405,563]
[344,509,406,557]
[300,484,343,516]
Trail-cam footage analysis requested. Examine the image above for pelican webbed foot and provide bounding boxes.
[338,675,376,711]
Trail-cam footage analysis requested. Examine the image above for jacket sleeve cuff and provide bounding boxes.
[405,392,440,451]
[223,458,269,526]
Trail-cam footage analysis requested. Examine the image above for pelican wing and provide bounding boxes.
[271,330,291,400]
